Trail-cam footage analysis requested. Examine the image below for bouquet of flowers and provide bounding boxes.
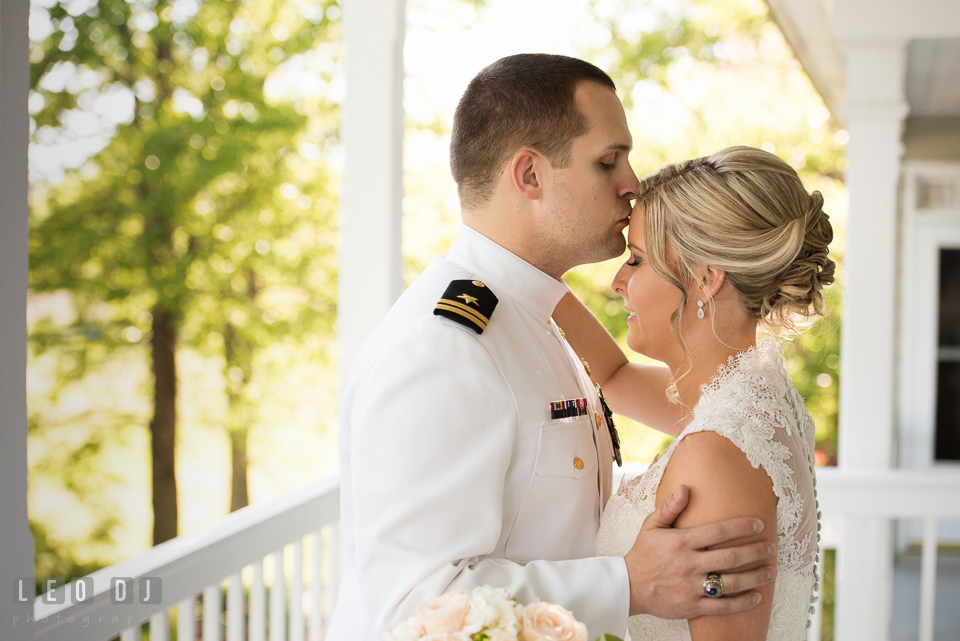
[384,585,611,641]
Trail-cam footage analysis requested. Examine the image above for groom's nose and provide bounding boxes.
[619,168,640,201]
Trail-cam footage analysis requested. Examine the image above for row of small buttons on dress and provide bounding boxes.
[779,351,823,632]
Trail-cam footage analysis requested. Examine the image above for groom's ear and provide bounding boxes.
[509,149,544,200]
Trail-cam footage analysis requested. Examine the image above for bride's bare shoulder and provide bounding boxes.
[656,430,776,533]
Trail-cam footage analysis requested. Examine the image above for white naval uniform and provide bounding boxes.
[328,225,630,641]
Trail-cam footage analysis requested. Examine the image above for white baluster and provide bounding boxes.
[330,523,342,613]
[310,532,323,641]
[121,624,142,641]
[150,609,169,641]
[178,597,197,641]
[270,548,286,641]
[250,560,266,641]
[919,518,939,641]
[292,539,305,641]
[204,582,222,641]
[227,571,245,641]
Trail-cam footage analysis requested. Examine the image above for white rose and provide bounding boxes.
[384,616,426,641]
[486,630,520,641]
[418,591,471,635]
[462,586,520,636]
[519,602,587,641]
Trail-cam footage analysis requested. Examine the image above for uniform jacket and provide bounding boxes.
[328,225,630,641]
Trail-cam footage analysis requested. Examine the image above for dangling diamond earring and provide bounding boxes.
[697,300,705,319]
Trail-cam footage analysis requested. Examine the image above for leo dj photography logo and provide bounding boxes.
[15,577,162,606]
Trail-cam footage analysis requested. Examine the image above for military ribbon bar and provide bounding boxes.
[550,398,589,420]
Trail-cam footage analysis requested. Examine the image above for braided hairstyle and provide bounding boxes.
[637,146,835,395]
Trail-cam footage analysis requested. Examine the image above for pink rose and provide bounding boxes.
[519,603,587,641]
[417,591,471,635]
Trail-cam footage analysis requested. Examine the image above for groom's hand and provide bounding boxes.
[623,485,777,618]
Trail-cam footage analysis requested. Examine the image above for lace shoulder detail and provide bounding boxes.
[683,337,816,571]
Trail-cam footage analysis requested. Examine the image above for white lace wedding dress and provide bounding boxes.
[595,337,821,641]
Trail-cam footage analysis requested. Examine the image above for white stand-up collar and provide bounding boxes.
[447,224,568,321]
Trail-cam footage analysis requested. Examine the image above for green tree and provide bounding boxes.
[29,0,340,546]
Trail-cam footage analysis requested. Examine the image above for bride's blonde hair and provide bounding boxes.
[637,146,836,399]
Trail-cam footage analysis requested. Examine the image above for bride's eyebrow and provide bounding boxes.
[628,242,646,254]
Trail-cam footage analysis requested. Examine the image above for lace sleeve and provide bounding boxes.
[684,338,819,572]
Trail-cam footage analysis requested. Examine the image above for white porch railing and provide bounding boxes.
[813,467,960,641]
[32,476,341,641]
[29,469,960,641]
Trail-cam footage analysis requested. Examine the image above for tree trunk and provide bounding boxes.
[224,270,259,512]
[150,305,178,545]
[229,428,249,512]
[224,319,251,512]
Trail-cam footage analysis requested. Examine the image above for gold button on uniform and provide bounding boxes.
[573,457,584,470]
[581,358,591,376]
[595,411,602,429]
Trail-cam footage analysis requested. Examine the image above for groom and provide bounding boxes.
[328,54,775,641]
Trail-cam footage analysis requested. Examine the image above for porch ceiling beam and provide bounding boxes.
[833,0,960,40]
[0,0,35,639]
[764,0,846,122]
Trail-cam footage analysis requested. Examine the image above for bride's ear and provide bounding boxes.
[696,265,727,300]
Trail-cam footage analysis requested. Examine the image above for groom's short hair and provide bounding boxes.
[451,53,616,208]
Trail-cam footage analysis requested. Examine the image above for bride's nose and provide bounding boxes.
[611,265,628,298]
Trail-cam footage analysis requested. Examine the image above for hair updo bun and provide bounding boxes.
[637,145,836,339]
[760,190,836,329]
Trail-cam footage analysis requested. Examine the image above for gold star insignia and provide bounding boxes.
[458,294,479,306]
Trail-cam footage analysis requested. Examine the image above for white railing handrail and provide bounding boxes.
[815,467,960,519]
[33,476,340,641]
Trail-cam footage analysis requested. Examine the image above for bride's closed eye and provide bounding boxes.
[626,255,643,267]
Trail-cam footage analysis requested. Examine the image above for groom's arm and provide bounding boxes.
[348,320,629,641]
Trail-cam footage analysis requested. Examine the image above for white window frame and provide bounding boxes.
[899,161,960,470]
[898,161,960,547]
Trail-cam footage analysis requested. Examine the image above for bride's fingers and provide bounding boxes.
[689,591,764,618]
[699,565,777,597]
[695,540,777,573]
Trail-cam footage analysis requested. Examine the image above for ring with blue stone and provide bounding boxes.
[703,572,724,598]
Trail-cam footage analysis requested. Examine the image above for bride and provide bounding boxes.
[554,146,835,641]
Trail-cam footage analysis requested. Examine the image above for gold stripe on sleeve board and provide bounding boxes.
[435,303,488,330]
[437,299,489,325]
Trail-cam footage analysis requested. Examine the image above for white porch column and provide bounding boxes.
[835,40,908,641]
[0,0,36,640]
[338,0,406,388]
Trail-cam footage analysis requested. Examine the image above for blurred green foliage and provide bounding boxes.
[28,0,341,582]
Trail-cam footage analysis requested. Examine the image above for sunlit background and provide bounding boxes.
[26,0,845,618]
